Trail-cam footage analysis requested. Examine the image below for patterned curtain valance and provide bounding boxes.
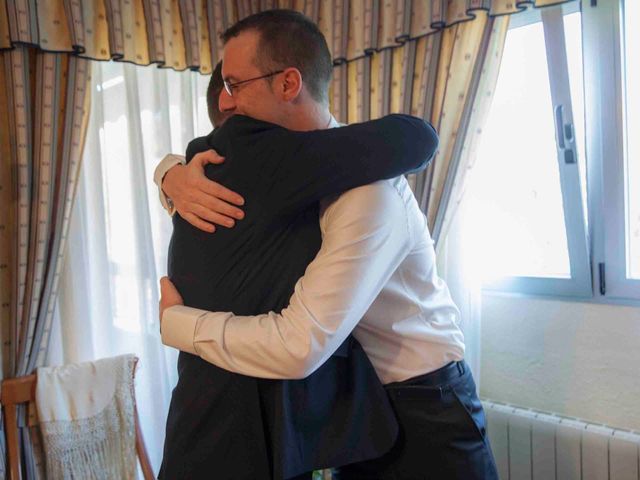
[0,0,577,74]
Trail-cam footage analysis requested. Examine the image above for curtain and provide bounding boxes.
[437,16,509,381]
[0,47,92,478]
[45,60,211,476]
[0,1,576,72]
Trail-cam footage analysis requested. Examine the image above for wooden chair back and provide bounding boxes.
[1,361,154,480]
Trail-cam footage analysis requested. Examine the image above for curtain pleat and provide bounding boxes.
[426,19,490,233]
[0,46,91,479]
[0,49,13,388]
[434,14,510,245]
[0,0,576,72]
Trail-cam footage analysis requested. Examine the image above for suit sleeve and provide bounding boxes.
[272,114,438,218]
[152,134,212,216]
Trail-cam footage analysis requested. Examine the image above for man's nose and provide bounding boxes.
[218,89,236,113]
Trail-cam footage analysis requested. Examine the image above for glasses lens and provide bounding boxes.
[223,81,233,97]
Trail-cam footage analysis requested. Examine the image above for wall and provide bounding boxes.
[480,293,640,431]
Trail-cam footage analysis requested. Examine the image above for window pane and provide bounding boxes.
[623,0,640,279]
[468,20,572,280]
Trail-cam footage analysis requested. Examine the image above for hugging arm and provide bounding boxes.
[159,115,438,369]
[161,182,409,378]
[153,147,244,232]
[154,114,438,229]
[268,114,437,218]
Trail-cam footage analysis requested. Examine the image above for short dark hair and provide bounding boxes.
[222,9,332,104]
[207,61,225,127]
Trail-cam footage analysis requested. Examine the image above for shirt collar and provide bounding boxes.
[328,116,340,129]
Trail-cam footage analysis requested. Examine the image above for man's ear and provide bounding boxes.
[280,67,303,102]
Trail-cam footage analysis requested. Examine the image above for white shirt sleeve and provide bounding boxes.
[154,154,186,216]
[161,180,410,379]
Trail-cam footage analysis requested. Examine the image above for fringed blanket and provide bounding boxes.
[36,354,137,480]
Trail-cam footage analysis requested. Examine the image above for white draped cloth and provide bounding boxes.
[35,354,137,480]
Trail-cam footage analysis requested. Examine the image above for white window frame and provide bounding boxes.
[583,0,640,301]
[484,2,593,298]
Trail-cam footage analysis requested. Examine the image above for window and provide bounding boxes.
[465,2,590,297]
[465,0,638,301]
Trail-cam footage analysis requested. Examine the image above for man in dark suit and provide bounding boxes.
[159,9,498,480]
[155,12,439,480]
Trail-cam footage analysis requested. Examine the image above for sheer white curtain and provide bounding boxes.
[48,61,212,473]
[437,199,484,384]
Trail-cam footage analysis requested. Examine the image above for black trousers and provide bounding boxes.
[333,361,498,480]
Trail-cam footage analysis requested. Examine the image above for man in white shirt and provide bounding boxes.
[157,9,497,480]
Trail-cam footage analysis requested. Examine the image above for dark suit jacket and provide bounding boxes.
[160,114,439,479]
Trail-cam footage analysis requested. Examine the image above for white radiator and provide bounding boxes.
[483,400,640,480]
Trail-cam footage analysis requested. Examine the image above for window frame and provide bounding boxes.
[482,2,592,298]
[482,0,640,303]
[582,0,640,301]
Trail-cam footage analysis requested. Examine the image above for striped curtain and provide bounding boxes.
[0,47,92,478]
[330,11,511,244]
[0,1,574,240]
[0,1,577,238]
[0,1,575,72]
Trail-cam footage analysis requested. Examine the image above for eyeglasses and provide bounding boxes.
[223,70,284,97]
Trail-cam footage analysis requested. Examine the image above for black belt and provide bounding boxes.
[386,360,468,390]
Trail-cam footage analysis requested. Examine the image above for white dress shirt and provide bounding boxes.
[156,121,465,384]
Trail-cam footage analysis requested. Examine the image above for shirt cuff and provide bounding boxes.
[154,154,186,216]
[161,305,202,355]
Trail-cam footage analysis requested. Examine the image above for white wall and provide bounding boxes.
[480,293,640,431]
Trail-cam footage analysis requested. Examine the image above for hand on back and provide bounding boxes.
[162,149,245,232]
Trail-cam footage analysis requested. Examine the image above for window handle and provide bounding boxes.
[554,105,577,164]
